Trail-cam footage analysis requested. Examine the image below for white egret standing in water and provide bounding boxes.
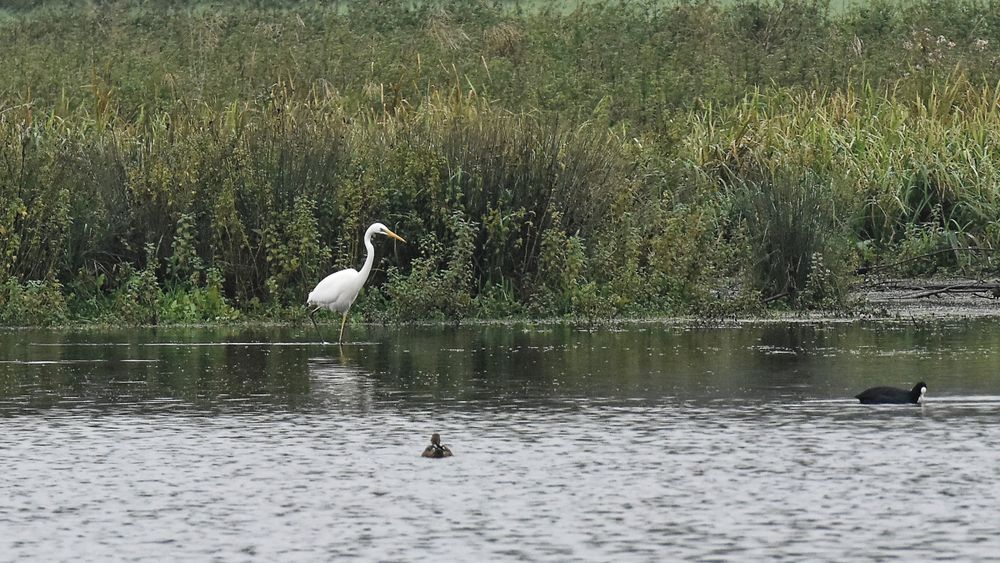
[307,222,405,343]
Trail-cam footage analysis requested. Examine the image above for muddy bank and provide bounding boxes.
[855,278,1000,319]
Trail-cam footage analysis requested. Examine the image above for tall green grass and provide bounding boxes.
[2,0,1000,325]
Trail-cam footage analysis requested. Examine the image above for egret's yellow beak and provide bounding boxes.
[384,228,406,244]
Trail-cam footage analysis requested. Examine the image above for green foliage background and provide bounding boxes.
[2,0,1000,325]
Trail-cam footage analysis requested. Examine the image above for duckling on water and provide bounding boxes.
[421,433,453,458]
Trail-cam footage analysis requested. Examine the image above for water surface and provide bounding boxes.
[2,321,1000,560]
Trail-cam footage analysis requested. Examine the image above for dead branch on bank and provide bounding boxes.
[855,246,1000,276]
[863,280,1000,300]
[853,246,1000,300]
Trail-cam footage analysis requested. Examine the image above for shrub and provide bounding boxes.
[377,212,475,322]
[0,278,68,326]
[110,244,163,325]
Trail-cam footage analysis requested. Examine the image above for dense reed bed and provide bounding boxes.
[2,0,999,325]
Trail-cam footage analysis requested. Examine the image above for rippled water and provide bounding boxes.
[3,321,1000,560]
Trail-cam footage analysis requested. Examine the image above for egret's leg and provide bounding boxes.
[309,307,326,343]
[338,312,349,343]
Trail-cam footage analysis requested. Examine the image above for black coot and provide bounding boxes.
[855,381,927,404]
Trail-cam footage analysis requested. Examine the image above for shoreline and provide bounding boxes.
[3,278,999,331]
[852,277,1000,321]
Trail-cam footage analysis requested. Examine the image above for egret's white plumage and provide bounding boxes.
[307,222,405,342]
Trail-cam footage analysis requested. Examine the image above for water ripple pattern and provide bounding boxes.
[2,322,1000,560]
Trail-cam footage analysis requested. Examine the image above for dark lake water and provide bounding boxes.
[3,320,1000,560]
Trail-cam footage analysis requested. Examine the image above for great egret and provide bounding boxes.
[855,381,927,404]
[421,433,453,458]
[307,222,405,343]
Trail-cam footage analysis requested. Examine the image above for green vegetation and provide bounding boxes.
[2,0,1000,326]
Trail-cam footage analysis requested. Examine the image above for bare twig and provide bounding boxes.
[762,290,791,304]
[856,246,999,275]
[880,282,1000,300]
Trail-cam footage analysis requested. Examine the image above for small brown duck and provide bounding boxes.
[421,433,453,458]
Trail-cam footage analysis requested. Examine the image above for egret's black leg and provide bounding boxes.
[309,307,327,343]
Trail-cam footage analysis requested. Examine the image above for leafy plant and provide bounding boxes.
[0,278,68,326]
[377,212,475,322]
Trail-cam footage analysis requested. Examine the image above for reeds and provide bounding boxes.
[3,0,1000,324]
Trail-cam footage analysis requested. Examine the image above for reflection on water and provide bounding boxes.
[2,321,1000,560]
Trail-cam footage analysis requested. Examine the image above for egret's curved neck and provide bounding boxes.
[358,227,377,280]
